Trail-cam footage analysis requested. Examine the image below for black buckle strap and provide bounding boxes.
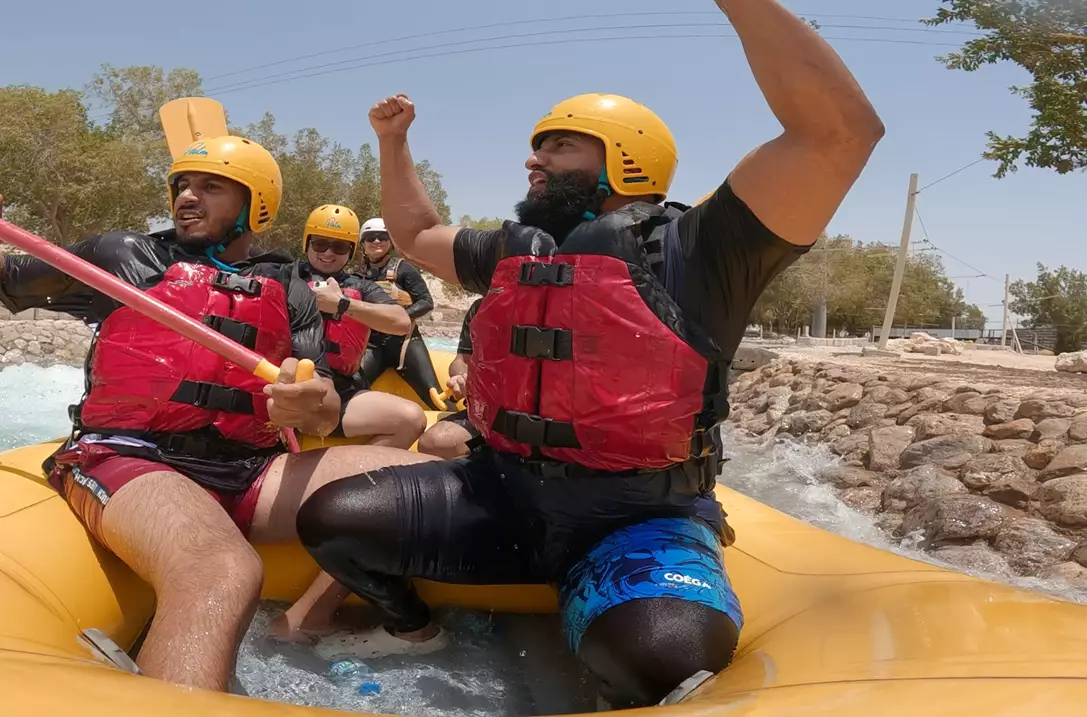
[211,271,262,296]
[493,408,580,449]
[510,326,573,360]
[170,381,255,414]
[202,315,258,349]
[519,262,574,287]
[323,339,342,355]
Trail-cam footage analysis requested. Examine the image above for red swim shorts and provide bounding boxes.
[48,441,271,541]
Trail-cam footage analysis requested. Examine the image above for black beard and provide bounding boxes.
[514,169,601,241]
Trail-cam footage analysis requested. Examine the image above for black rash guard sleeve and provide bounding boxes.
[252,262,334,380]
[344,276,398,305]
[0,233,165,321]
[452,227,505,294]
[394,260,434,320]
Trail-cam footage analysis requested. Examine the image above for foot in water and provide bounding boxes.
[267,611,337,644]
[315,623,448,660]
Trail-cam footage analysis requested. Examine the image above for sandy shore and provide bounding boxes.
[761,343,1083,400]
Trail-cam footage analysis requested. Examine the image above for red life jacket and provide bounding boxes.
[79,263,294,449]
[312,283,370,376]
[466,203,730,474]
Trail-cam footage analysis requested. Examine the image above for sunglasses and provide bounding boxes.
[308,238,355,255]
[362,233,390,243]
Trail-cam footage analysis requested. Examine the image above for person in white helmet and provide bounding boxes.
[357,218,444,408]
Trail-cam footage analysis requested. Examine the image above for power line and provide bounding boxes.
[913,203,1000,282]
[915,158,988,193]
[201,31,964,98]
[88,15,977,122]
[204,11,984,84]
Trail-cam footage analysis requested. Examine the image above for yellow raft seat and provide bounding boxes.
[3,350,1087,715]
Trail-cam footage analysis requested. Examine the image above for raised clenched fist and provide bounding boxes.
[369,94,416,139]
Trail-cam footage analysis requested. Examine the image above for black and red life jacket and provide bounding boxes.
[78,263,293,449]
[310,282,370,376]
[466,202,730,474]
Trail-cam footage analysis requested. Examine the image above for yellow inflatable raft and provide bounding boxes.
[4,351,1087,715]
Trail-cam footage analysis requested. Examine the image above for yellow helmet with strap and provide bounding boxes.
[530,93,677,200]
[302,205,360,253]
[167,136,283,234]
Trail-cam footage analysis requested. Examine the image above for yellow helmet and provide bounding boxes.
[303,204,360,253]
[167,136,283,234]
[530,93,678,199]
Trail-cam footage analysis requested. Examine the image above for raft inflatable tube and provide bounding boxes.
[4,351,1087,715]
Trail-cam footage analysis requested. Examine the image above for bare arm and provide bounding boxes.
[449,353,468,378]
[371,96,461,284]
[720,0,884,246]
[346,300,410,336]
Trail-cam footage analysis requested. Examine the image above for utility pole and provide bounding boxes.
[878,173,919,350]
[1001,273,1011,347]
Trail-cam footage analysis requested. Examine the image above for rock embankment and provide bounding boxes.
[0,320,92,368]
[729,357,1087,585]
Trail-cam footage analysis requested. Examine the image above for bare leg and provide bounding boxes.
[252,445,438,638]
[268,571,352,642]
[417,420,473,459]
[340,391,427,448]
[99,471,264,691]
[249,444,438,544]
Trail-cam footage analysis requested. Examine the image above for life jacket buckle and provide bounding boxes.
[493,409,581,449]
[510,326,573,361]
[518,262,575,287]
[202,315,259,350]
[212,271,262,296]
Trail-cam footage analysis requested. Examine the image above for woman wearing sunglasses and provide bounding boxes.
[299,206,427,447]
[357,217,444,409]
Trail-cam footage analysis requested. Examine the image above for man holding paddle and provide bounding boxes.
[0,133,437,692]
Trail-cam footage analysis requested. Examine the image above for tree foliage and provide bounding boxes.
[0,64,452,257]
[752,236,986,335]
[238,113,451,257]
[0,86,161,244]
[1010,263,1087,352]
[457,215,504,230]
[924,0,1087,177]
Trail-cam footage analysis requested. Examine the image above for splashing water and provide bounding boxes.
[0,363,84,450]
[5,362,1087,715]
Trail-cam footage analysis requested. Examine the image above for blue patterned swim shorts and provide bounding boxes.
[558,517,744,652]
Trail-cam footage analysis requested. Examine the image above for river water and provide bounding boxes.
[2,359,1085,716]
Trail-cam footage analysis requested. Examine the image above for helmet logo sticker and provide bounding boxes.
[325,217,342,229]
[184,142,209,157]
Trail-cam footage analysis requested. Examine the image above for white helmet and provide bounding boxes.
[360,217,387,237]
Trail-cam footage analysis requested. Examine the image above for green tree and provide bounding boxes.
[0,86,161,244]
[1010,263,1087,352]
[458,214,504,230]
[924,1,1087,176]
[750,236,987,336]
[241,113,452,258]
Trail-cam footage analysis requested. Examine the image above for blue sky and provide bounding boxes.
[2,0,1084,328]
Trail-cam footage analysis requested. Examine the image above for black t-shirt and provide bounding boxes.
[451,179,807,359]
[0,229,332,377]
[457,299,483,356]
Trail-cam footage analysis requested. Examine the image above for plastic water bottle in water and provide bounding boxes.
[328,658,370,684]
[359,681,382,696]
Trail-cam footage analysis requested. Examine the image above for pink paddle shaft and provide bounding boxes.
[0,219,305,452]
